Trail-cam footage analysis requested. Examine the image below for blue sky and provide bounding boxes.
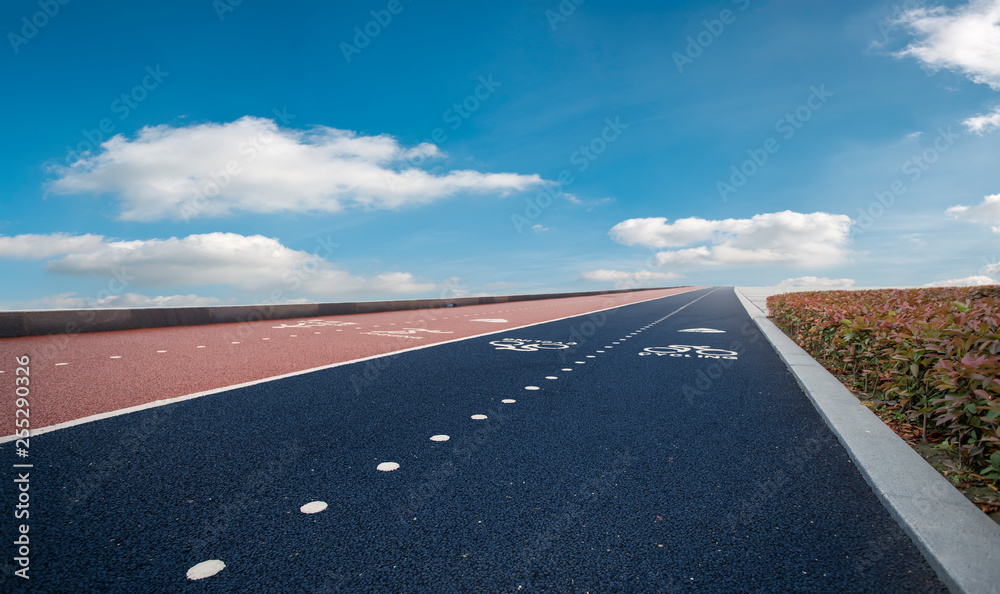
[2,0,999,309]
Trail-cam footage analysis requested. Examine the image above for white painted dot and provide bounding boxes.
[525,386,540,390]
[187,560,225,580]
[55,363,69,366]
[471,414,488,420]
[545,376,558,380]
[300,501,328,514]
[197,345,206,349]
[562,368,572,371]
[501,399,516,404]
[156,350,167,353]
[430,435,450,442]
[377,462,400,471]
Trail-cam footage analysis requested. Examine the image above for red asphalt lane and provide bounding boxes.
[0,287,703,435]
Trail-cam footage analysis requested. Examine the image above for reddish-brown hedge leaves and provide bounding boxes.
[767,287,1000,479]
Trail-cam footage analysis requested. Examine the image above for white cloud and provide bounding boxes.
[48,116,547,221]
[582,269,682,282]
[963,106,1000,134]
[922,275,996,286]
[12,292,228,310]
[905,131,923,139]
[895,0,1000,90]
[0,233,105,259]
[776,276,856,289]
[2,232,438,299]
[581,269,682,289]
[610,211,853,267]
[947,193,1000,230]
[531,224,549,233]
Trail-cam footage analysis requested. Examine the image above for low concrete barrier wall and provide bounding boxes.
[0,287,678,338]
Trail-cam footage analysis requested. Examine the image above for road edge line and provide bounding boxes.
[734,287,1000,594]
[2,287,708,443]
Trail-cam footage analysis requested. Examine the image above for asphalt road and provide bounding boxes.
[0,287,697,431]
[1,287,946,592]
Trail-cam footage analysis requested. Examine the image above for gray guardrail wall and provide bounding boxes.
[0,287,678,338]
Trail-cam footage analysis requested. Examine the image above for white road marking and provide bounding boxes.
[55,363,68,366]
[300,501,328,514]
[377,462,400,471]
[187,560,225,580]
[430,435,450,442]
[471,319,508,323]
[561,368,572,371]
[545,376,558,380]
[197,346,206,349]
[110,356,122,359]
[501,399,516,404]
[525,386,540,390]
[678,328,726,333]
[471,414,488,420]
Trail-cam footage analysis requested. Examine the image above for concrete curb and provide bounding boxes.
[0,287,678,339]
[735,288,1000,594]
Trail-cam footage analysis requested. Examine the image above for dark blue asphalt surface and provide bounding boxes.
[2,287,946,592]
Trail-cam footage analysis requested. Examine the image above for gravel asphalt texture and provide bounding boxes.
[0,287,947,592]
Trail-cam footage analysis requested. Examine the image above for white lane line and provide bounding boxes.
[501,399,516,404]
[525,386,540,390]
[561,368,572,371]
[545,376,558,380]
[187,560,225,580]
[262,337,270,340]
[196,346,206,349]
[300,501,328,514]
[231,341,240,344]
[575,361,585,364]
[110,356,122,359]
[55,363,69,366]
[586,355,596,358]
[430,435,450,442]
[3,288,711,443]
[156,350,167,353]
[471,414,488,420]
[377,462,399,471]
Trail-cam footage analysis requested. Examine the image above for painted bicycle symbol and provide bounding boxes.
[490,338,578,352]
[639,345,739,360]
[273,319,358,329]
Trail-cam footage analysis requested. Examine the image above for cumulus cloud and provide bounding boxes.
[47,116,547,221]
[609,211,853,267]
[922,275,996,286]
[0,233,105,259]
[894,0,1000,90]
[1,232,438,299]
[963,106,1000,134]
[776,276,856,289]
[947,193,1000,231]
